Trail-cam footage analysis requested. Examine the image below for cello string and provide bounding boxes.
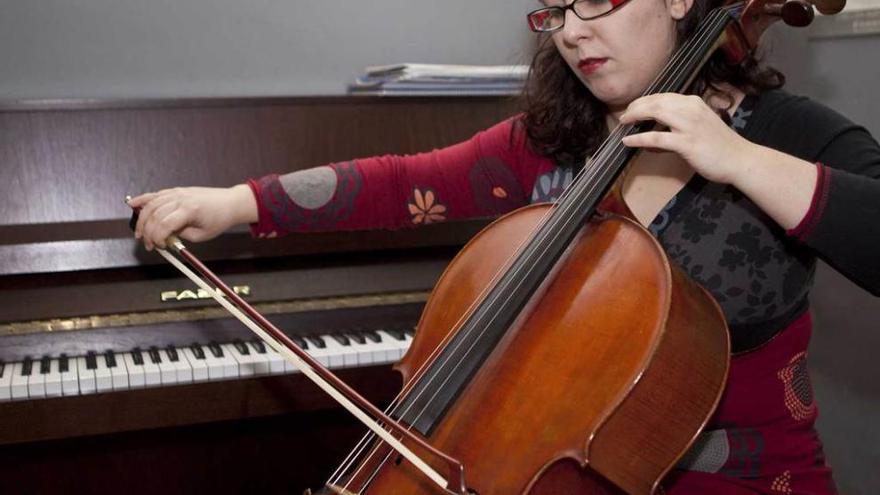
[332,5,737,489]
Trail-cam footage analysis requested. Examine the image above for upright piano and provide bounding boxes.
[0,96,516,493]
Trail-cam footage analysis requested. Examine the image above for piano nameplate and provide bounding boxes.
[160,285,251,302]
[0,291,429,337]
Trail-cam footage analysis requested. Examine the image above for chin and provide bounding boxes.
[585,84,629,108]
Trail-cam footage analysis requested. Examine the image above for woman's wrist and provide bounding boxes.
[729,144,819,230]
[228,183,259,226]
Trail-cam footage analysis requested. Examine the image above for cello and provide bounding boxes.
[135,0,846,492]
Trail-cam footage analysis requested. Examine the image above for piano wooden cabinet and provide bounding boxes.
[0,95,517,493]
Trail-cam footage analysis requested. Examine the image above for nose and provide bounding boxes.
[558,9,593,45]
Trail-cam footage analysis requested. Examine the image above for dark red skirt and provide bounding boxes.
[661,311,837,494]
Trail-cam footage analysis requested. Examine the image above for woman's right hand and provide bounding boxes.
[127,184,258,250]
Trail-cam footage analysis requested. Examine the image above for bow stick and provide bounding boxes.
[127,202,469,494]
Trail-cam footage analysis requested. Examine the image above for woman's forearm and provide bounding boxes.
[230,183,259,225]
[731,144,819,231]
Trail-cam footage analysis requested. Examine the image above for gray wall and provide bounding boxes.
[0,0,534,99]
[0,1,877,493]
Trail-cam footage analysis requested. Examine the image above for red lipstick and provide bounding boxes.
[578,58,607,76]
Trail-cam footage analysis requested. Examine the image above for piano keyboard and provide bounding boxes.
[0,329,413,401]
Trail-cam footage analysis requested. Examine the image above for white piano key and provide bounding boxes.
[256,343,287,374]
[402,332,414,358]
[166,347,193,384]
[60,355,80,396]
[243,342,270,376]
[0,362,13,400]
[344,333,375,365]
[121,352,145,389]
[10,362,30,400]
[223,343,256,378]
[203,344,231,380]
[246,341,273,375]
[27,358,47,399]
[304,336,335,369]
[181,347,209,382]
[105,352,130,391]
[92,353,114,393]
[320,335,359,369]
[220,349,239,378]
[148,348,178,385]
[77,356,97,395]
[44,358,63,397]
[360,331,390,364]
[377,330,409,361]
[370,331,400,363]
[140,349,162,387]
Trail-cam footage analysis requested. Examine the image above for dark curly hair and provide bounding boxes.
[519,0,785,168]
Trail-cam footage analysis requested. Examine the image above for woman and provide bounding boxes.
[130,0,880,492]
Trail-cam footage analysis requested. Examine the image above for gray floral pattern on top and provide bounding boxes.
[526,95,817,345]
[531,167,574,203]
[657,182,814,326]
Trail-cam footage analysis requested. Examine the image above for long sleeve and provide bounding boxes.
[247,117,555,237]
[787,126,880,295]
[749,90,880,295]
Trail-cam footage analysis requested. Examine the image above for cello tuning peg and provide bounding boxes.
[812,0,845,15]
[764,0,815,27]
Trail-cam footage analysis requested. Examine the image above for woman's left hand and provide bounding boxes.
[619,93,756,185]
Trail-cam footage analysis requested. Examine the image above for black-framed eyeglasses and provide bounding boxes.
[527,0,636,32]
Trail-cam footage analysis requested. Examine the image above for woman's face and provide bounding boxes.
[548,0,691,113]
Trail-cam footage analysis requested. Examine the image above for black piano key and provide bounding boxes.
[403,328,415,338]
[363,330,382,343]
[386,329,407,341]
[251,340,268,354]
[148,347,162,364]
[346,332,367,345]
[305,335,325,349]
[59,354,69,373]
[332,334,351,346]
[233,340,250,356]
[165,346,180,362]
[132,348,144,365]
[104,350,117,368]
[190,343,206,360]
[21,357,33,376]
[291,335,308,350]
[208,343,224,358]
[85,351,98,370]
[0,361,5,378]
[39,355,51,374]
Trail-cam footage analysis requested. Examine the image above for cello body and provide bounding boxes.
[350,196,730,494]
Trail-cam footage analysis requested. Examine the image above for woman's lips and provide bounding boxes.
[578,58,608,76]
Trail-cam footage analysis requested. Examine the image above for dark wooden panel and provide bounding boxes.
[0,365,401,446]
[0,408,369,495]
[0,366,403,495]
[0,95,512,276]
[0,96,518,226]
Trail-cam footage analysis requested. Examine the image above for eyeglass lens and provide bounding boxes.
[528,0,622,31]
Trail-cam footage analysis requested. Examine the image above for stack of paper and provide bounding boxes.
[348,63,529,96]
